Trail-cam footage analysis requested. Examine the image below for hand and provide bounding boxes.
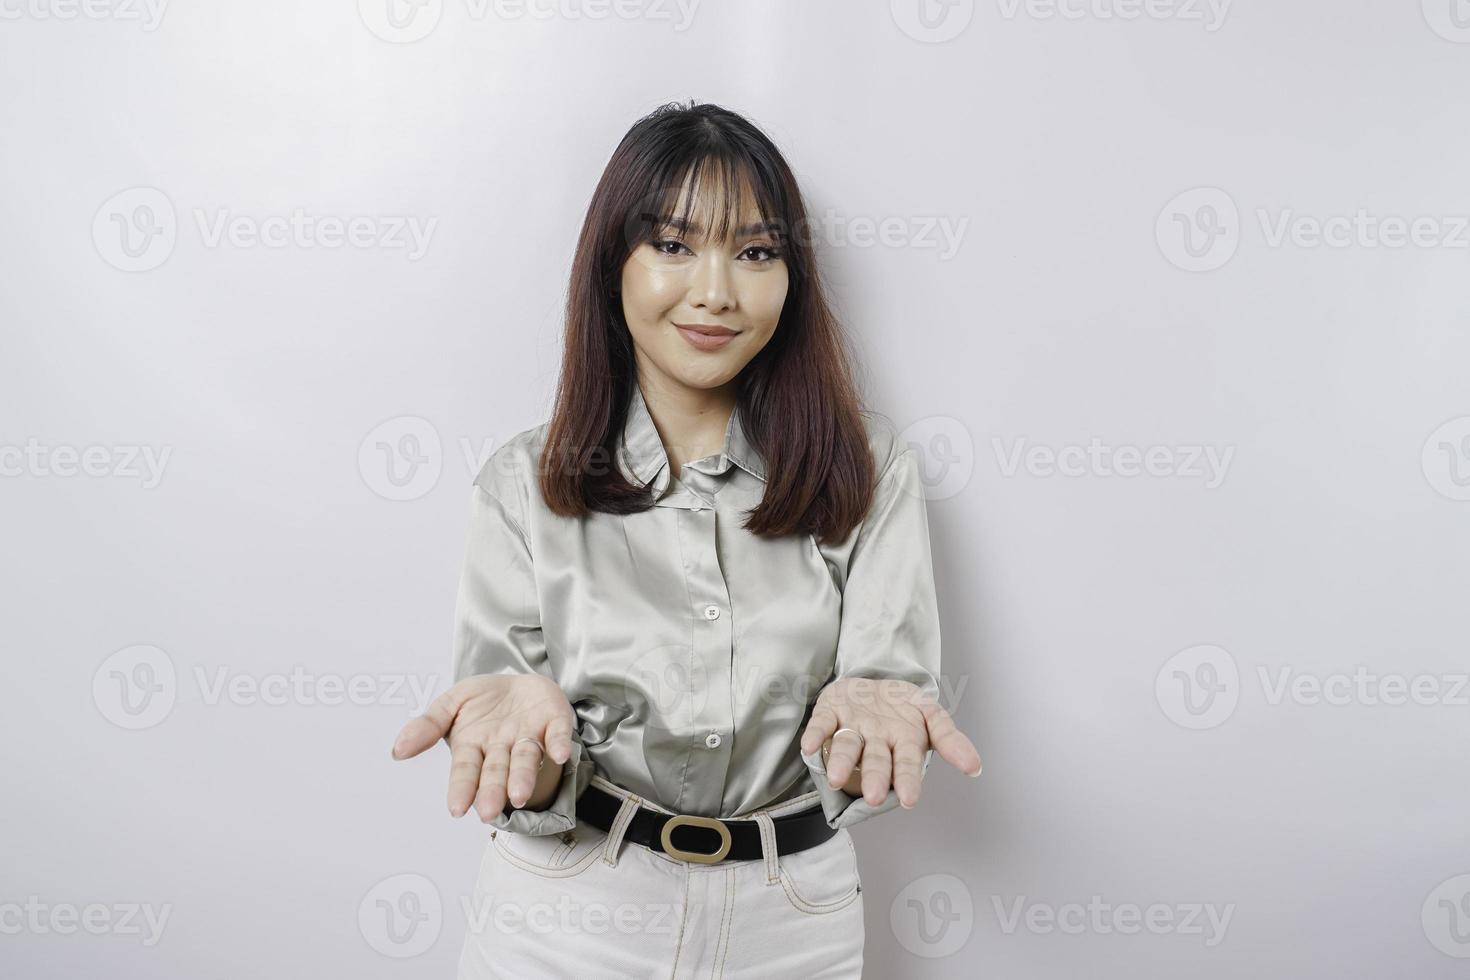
[799,676,981,809]
[391,673,576,822]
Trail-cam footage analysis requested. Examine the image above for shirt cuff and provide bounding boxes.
[491,733,596,837]
[799,744,934,830]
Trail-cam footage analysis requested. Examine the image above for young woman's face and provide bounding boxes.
[619,176,788,395]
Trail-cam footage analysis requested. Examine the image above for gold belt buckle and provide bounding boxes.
[659,814,733,864]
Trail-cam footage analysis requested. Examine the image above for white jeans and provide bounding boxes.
[458,773,866,979]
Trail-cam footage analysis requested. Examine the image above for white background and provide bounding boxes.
[3,1,1469,977]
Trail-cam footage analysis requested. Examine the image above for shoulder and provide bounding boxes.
[470,422,549,521]
[857,410,912,483]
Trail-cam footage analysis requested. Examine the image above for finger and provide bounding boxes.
[446,741,484,818]
[543,708,575,766]
[824,728,865,788]
[917,702,982,777]
[473,740,513,822]
[505,738,545,809]
[801,702,840,756]
[858,734,892,807]
[393,686,468,760]
[891,737,926,808]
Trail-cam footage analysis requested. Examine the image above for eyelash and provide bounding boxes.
[649,238,782,263]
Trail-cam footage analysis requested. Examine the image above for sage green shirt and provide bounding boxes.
[453,382,940,835]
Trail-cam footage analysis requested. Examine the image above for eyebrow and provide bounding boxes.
[650,214,778,238]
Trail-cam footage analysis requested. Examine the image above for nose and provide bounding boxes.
[687,249,734,314]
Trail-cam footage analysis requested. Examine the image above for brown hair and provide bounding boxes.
[538,100,877,546]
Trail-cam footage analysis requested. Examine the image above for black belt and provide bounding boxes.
[575,782,837,865]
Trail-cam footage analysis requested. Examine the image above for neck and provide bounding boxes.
[635,369,737,480]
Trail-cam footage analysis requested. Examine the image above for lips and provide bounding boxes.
[673,323,738,337]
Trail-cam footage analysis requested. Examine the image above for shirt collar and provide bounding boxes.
[616,383,767,493]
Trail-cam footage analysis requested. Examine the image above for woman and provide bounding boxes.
[392,100,982,978]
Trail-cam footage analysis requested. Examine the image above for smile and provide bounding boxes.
[675,323,738,351]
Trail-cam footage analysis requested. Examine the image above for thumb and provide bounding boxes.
[391,684,471,760]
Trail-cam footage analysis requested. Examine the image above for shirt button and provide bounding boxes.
[704,731,723,749]
[702,604,721,620]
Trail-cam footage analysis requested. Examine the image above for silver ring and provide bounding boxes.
[513,736,546,768]
[833,727,866,751]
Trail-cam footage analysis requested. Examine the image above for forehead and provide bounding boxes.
[656,167,767,236]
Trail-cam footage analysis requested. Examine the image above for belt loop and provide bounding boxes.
[752,811,780,884]
[601,793,641,867]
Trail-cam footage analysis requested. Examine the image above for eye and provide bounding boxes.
[740,243,782,262]
[649,238,692,256]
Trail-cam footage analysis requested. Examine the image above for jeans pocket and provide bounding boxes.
[777,830,862,915]
[490,819,610,879]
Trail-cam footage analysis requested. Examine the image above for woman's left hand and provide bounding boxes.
[799,676,981,809]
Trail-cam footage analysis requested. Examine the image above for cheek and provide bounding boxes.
[621,260,683,321]
[747,270,789,333]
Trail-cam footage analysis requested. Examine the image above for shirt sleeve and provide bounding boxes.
[800,433,943,830]
[453,474,594,837]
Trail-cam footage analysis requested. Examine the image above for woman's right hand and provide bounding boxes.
[390,673,577,822]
